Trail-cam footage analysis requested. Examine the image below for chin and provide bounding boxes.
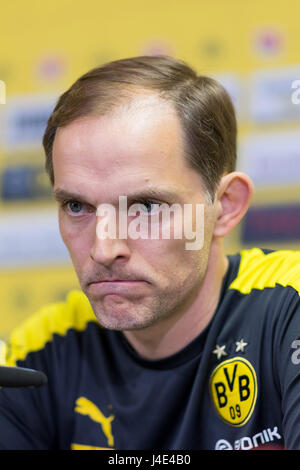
[89,301,142,330]
[96,316,153,331]
[88,289,168,331]
[92,304,158,331]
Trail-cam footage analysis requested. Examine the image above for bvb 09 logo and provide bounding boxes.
[209,357,257,426]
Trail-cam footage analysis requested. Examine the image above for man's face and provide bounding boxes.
[52,94,218,331]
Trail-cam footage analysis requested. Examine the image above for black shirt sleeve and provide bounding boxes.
[0,350,56,450]
[274,289,300,449]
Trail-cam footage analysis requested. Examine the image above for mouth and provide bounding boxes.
[93,279,139,282]
[87,279,149,296]
[89,278,147,284]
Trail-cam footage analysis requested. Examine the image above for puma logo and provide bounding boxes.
[75,397,115,447]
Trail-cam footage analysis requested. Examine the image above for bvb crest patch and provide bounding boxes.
[209,357,257,427]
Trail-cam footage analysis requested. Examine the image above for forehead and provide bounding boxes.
[52,95,201,200]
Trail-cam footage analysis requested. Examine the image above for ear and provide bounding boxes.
[213,172,254,238]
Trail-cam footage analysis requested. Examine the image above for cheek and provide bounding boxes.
[137,238,206,295]
[58,210,73,245]
[58,211,92,259]
[136,237,199,275]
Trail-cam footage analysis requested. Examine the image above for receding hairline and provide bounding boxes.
[43,55,237,203]
[72,87,177,122]
[51,93,214,205]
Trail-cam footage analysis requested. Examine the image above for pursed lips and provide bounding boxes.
[90,278,146,284]
[88,277,149,295]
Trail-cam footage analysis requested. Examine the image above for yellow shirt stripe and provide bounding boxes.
[6,290,97,366]
[5,248,300,366]
[229,248,300,296]
[71,443,114,450]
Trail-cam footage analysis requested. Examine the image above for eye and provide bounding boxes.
[135,200,161,215]
[62,200,88,216]
[68,201,83,213]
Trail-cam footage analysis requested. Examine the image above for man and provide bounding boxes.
[0,55,299,450]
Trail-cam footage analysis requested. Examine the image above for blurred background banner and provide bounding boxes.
[0,0,299,339]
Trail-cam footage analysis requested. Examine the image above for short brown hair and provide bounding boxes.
[43,55,237,202]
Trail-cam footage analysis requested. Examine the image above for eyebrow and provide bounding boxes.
[53,187,182,206]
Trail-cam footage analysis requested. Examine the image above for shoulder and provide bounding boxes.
[229,247,300,296]
[6,290,98,366]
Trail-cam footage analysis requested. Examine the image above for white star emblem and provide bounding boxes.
[213,344,227,360]
[235,338,248,353]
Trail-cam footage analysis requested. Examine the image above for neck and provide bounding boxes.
[122,238,229,360]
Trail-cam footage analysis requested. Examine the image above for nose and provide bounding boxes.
[90,235,131,266]
[90,214,131,266]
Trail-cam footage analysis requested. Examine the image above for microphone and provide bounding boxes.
[0,365,48,388]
